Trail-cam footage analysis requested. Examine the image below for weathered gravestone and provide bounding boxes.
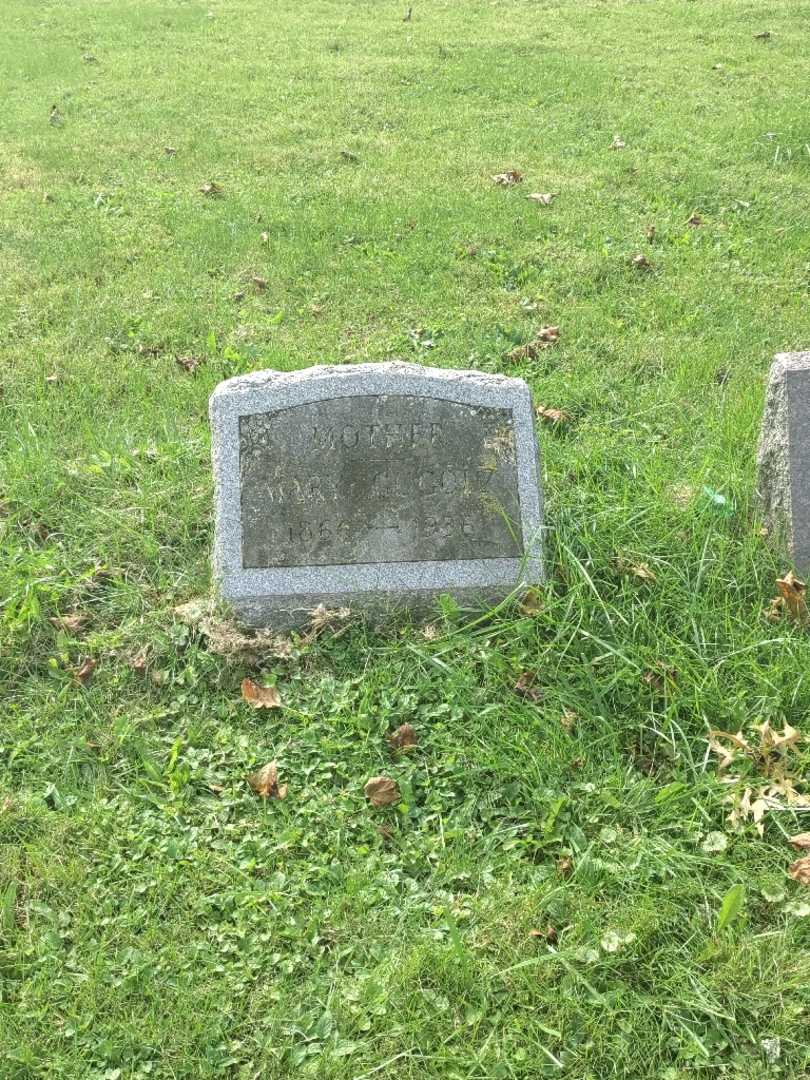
[758,351,810,571]
[210,362,544,627]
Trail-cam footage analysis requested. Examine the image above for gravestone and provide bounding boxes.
[758,351,810,571]
[210,362,544,628]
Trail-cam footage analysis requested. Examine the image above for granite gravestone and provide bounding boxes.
[210,362,543,627]
[758,351,810,571]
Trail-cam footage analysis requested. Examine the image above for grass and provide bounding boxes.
[2,0,810,1076]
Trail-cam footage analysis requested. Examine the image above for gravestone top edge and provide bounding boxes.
[210,361,531,406]
[769,351,810,380]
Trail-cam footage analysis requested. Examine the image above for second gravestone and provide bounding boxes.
[210,362,544,627]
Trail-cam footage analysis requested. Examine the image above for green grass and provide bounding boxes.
[3,0,810,1076]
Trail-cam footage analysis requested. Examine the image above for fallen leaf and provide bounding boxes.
[560,709,577,732]
[233,290,245,302]
[645,224,656,243]
[556,855,574,878]
[422,623,440,641]
[260,231,270,243]
[514,671,543,702]
[129,651,148,674]
[74,658,96,684]
[303,603,352,642]
[491,169,523,186]
[754,30,772,40]
[82,53,97,63]
[529,925,557,943]
[199,181,223,197]
[364,776,400,808]
[164,146,177,157]
[339,149,360,163]
[519,587,544,616]
[775,572,808,624]
[631,253,652,270]
[241,678,282,709]
[702,831,728,853]
[50,613,88,634]
[687,213,704,227]
[49,104,63,125]
[788,855,810,885]
[247,761,287,799]
[609,135,626,150]
[45,373,60,384]
[175,355,204,374]
[642,663,676,692]
[536,404,571,425]
[526,192,557,205]
[251,275,267,292]
[388,723,418,751]
[616,557,657,583]
[789,833,810,850]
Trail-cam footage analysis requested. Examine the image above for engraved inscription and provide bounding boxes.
[239,395,524,568]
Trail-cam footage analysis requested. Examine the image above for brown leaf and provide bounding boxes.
[788,833,810,850]
[199,181,223,197]
[422,623,440,641]
[687,213,704,227]
[754,30,771,40]
[74,658,97,684]
[241,678,282,709]
[251,275,267,292]
[388,724,418,751]
[164,146,177,157]
[645,224,656,243]
[776,572,808,624]
[364,776,400,808]
[247,761,288,799]
[529,924,557,943]
[631,253,652,271]
[788,855,810,885]
[514,671,543,702]
[45,373,60,385]
[129,651,148,674]
[527,192,558,205]
[519,587,544,616]
[536,404,571,426]
[50,613,88,634]
[556,855,573,878]
[491,169,523,186]
[560,709,577,732]
[609,135,626,150]
[175,355,204,374]
[642,663,676,692]
[616,556,657,583]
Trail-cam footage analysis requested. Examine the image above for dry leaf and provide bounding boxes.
[260,231,270,243]
[616,557,657,583]
[561,709,577,732]
[788,833,810,850]
[50,613,87,634]
[129,651,148,674]
[556,855,573,878]
[199,181,223,197]
[388,723,418,751]
[251,275,267,292]
[164,146,177,157]
[364,776,400,808]
[527,192,558,205]
[754,30,771,40]
[529,925,557,943]
[74,658,96,684]
[339,149,360,163]
[514,671,542,702]
[519,587,544,616]
[491,169,523,186]
[775,572,808,624]
[247,761,287,799]
[687,213,704,227]
[789,855,810,885]
[241,678,282,709]
[609,135,626,149]
[631,253,652,271]
[175,355,203,374]
[642,664,675,692]
[536,404,570,425]
[645,224,656,243]
[422,623,440,641]
[506,325,560,363]
[303,603,352,643]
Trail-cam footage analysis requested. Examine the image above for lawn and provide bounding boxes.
[2,0,810,1076]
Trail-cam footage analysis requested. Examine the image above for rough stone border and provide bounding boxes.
[210,362,544,627]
